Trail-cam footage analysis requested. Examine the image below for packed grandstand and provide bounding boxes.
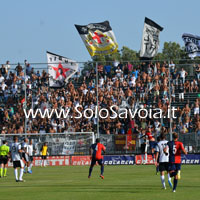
[0,61,200,144]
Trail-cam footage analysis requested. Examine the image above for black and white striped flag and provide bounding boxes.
[140,17,163,59]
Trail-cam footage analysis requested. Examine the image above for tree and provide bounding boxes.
[84,42,189,66]
[162,42,188,63]
[153,52,165,61]
[121,46,139,62]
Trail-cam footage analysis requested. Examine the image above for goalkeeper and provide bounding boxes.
[40,142,49,167]
[0,140,10,177]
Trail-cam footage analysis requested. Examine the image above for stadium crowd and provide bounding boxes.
[0,60,200,136]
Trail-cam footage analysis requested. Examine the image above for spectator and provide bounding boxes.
[195,64,200,82]
[15,63,23,76]
[104,63,112,78]
[0,65,7,78]
[178,83,184,102]
[5,61,10,75]
[179,68,188,84]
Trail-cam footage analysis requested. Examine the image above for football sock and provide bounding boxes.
[173,178,178,191]
[14,169,18,180]
[145,153,147,163]
[19,168,24,180]
[89,166,93,176]
[170,172,177,177]
[160,175,166,188]
[168,173,171,181]
[28,163,32,171]
[0,168,3,177]
[101,165,104,175]
[156,166,159,173]
[4,168,7,176]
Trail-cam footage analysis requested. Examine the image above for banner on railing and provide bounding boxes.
[181,154,200,164]
[135,155,155,165]
[103,155,135,165]
[6,154,200,167]
[71,155,135,166]
[135,154,200,165]
[71,156,91,166]
[8,156,70,167]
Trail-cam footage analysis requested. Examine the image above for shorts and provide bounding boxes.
[140,93,145,98]
[154,91,159,96]
[168,163,181,172]
[41,155,47,160]
[13,160,24,168]
[149,141,156,149]
[194,107,199,115]
[179,93,184,99]
[22,153,29,162]
[91,158,103,166]
[159,162,169,172]
[171,94,175,98]
[0,156,8,165]
[141,143,146,154]
[29,156,33,162]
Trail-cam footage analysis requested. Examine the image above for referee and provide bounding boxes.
[0,140,10,178]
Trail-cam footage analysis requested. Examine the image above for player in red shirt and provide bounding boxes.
[88,138,106,179]
[146,127,156,161]
[165,132,187,192]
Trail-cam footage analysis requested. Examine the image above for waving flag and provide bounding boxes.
[182,33,200,58]
[140,17,163,59]
[75,21,118,57]
[47,51,78,87]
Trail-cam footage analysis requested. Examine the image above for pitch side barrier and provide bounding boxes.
[0,133,199,155]
[5,154,200,167]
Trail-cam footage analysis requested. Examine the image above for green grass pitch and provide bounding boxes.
[0,165,200,200]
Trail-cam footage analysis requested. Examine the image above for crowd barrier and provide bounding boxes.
[6,154,200,167]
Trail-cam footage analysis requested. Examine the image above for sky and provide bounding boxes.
[0,0,200,64]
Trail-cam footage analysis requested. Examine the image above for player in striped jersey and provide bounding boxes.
[10,136,25,182]
[88,138,106,179]
[21,138,30,173]
[27,140,35,173]
[155,133,172,189]
[164,132,187,192]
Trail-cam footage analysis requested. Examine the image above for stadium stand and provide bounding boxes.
[0,61,200,142]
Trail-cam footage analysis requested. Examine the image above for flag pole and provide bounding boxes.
[96,61,99,138]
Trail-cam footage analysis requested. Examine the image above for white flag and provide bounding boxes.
[182,33,200,58]
[140,17,163,58]
[75,21,118,57]
[47,51,78,87]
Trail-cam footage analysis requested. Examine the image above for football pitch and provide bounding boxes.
[0,165,200,200]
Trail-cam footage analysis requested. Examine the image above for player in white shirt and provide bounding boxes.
[10,136,25,182]
[21,138,30,173]
[27,140,35,174]
[155,133,172,189]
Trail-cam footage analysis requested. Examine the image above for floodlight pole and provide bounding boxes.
[168,63,172,141]
[96,62,99,138]
[96,62,100,138]
[24,63,27,134]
